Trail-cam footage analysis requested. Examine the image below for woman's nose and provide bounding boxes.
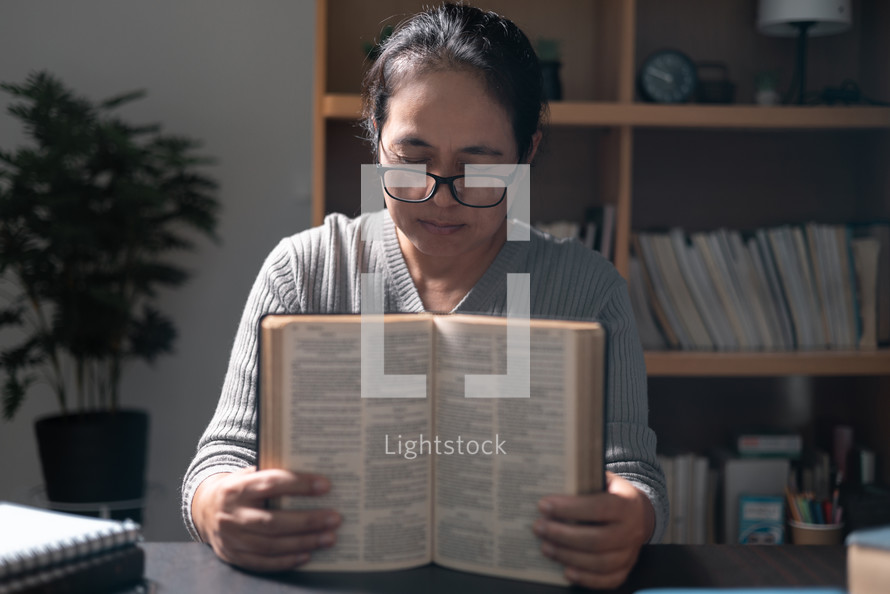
[429,179,457,207]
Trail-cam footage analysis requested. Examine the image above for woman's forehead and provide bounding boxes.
[381,70,514,152]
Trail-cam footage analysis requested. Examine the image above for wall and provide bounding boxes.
[0,0,315,540]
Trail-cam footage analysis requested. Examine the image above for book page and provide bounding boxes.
[259,315,434,571]
[430,316,604,586]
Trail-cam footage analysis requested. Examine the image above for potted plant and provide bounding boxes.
[0,71,219,519]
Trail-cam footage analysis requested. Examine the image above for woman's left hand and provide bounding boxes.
[534,471,655,590]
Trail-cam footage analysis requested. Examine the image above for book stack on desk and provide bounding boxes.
[847,524,890,594]
[0,502,144,594]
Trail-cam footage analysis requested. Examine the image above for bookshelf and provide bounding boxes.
[313,0,890,485]
[645,350,890,377]
[323,95,890,129]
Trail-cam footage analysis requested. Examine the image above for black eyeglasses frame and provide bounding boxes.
[376,164,518,209]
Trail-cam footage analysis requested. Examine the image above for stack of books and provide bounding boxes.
[847,524,890,594]
[0,502,144,593]
[630,221,889,351]
[657,453,715,544]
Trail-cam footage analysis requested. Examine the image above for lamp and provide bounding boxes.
[757,0,852,104]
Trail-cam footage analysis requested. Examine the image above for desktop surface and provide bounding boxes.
[140,542,846,593]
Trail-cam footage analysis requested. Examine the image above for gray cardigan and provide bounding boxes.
[181,210,667,543]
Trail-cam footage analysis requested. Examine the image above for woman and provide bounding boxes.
[183,4,667,589]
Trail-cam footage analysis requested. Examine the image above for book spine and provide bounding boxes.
[628,257,667,350]
[653,233,714,350]
[711,231,760,349]
[746,236,788,350]
[687,237,738,350]
[637,233,691,349]
[693,232,750,349]
[837,225,860,347]
[754,229,796,350]
[670,228,728,350]
[792,225,828,348]
[726,229,774,350]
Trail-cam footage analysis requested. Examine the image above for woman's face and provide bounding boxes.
[378,69,523,264]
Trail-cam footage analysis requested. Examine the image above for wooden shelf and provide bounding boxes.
[323,93,890,129]
[645,349,890,377]
[551,103,890,129]
[323,93,361,120]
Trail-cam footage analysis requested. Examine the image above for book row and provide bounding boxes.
[658,453,826,545]
[659,437,885,546]
[629,222,890,351]
[657,453,714,545]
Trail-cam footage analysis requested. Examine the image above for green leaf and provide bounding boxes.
[2,373,34,420]
[128,306,176,362]
[98,89,147,110]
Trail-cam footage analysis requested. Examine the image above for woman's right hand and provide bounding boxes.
[192,466,341,572]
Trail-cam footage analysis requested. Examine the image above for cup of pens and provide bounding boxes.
[786,488,844,545]
[788,519,844,545]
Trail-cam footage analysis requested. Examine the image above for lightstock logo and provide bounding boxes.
[358,163,531,400]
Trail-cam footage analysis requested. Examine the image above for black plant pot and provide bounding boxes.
[34,410,149,521]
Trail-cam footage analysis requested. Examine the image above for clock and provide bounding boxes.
[638,49,697,103]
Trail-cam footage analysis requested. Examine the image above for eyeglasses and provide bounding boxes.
[377,164,518,208]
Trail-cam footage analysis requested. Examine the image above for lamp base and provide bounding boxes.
[789,21,815,105]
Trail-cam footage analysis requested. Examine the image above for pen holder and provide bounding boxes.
[788,520,844,545]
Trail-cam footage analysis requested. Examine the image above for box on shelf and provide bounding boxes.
[739,494,785,544]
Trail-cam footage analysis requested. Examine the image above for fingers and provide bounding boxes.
[536,473,640,524]
[233,468,332,502]
[233,525,339,555]
[534,518,633,568]
[219,549,313,573]
[194,468,343,573]
[562,564,635,591]
[210,507,341,572]
[533,477,654,589]
[540,543,632,574]
[537,493,625,524]
[534,517,636,590]
[215,526,339,572]
[532,515,621,553]
[543,541,634,587]
[230,506,341,538]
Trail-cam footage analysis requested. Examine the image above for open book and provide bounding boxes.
[258,313,605,586]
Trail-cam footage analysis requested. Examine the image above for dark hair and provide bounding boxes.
[361,3,546,163]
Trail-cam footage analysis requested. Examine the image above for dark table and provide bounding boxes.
[138,542,846,593]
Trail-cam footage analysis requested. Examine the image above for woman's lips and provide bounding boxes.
[419,219,464,235]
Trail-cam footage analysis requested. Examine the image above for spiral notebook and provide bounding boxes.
[0,502,141,580]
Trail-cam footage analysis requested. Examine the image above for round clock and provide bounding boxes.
[638,49,697,103]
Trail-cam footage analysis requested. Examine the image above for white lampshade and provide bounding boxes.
[757,0,852,37]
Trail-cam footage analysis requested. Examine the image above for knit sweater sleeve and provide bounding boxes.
[595,271,669,544]
[180,238,302,542]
